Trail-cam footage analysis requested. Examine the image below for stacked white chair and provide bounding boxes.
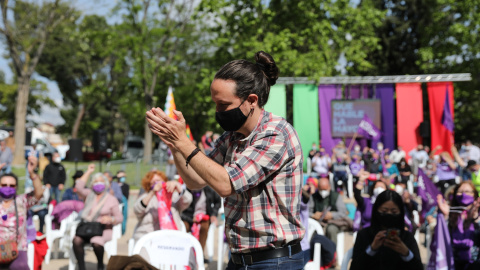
[340,248,354,270]
[44,210,79,263]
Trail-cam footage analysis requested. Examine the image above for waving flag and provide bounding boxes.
[357,114,381,140]
[441,85,454,132]
[164,86,194,141]
[427,213,455,270]
[164,86,177,120]
[417,168,441,217]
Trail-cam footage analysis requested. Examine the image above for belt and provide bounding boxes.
[231,242,302,265]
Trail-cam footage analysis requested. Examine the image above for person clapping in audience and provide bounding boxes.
[350,190,423,270]
[437,181,480,270]
[132,170,192,242]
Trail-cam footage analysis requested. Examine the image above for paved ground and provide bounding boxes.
[42,193,428,270]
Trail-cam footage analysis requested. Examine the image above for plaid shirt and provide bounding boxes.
[209,110,305,253]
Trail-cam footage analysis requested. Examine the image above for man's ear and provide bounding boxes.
[247,94,258,106]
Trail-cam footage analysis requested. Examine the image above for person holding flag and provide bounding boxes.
[436,181,480,270]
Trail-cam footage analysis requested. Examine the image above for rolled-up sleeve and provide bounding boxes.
[227,131,288,194]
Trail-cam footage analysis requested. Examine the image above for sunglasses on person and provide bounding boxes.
[1,184,16,188]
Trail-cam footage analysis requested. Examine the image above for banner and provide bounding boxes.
[319,85,342,154]
[293,84,319,169]
[428,82,454,155]
[417,168,441,217]
[357,114,381,140]
[264,84,287,119]
[396,83,423,161]
[331,100,381,138]
[427,213,455,270]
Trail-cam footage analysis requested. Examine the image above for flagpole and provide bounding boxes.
[347,132,358,152]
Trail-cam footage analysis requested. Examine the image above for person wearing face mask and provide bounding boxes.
[432,152,458,196]
[132,170,192,242]
[72,164,123,270]
[312,147,331,177]
[351,190,423,270]
[396,157,412,184]
[103,171,123,203]
[353,171,388,231]
[349,154,364,182]
[309,177,348,245]
[42,152,66,202]
[0,139,13,175]
[389,146,406,164]
[437,181,480,270]
[395,184,419,233]
[350,144,363,159]
[116,170,130,235]
[146,51,306,268]
[0,156,43,269]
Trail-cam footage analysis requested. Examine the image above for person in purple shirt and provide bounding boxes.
[437,181,480,270]
[433,152,458,195]
[350,153,364,182]
[353,171,388,231]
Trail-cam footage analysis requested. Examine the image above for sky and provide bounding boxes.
[0,0,118,126]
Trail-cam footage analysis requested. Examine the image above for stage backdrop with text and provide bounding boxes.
[331,100,381,138]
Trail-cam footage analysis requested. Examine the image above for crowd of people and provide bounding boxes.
[305,140,480,269]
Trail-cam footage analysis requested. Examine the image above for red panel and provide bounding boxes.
[427,82,454,155]
[396,83,423,161]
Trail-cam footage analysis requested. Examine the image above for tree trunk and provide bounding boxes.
[12,77,30,165]
[71,103,86,139]
[143,121,152,163]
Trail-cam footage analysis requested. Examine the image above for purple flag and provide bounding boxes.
[417,169,441,217]
[357,114,381,140]
[441,85,454,132]
[427,213,455,270]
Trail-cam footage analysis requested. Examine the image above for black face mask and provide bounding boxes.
[377,212,402,229]
[215,100,250,131]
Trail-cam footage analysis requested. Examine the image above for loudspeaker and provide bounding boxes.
[419,121,430,138]
[68,139,83,161]
[25,128,32,146]
[93,129,108,152]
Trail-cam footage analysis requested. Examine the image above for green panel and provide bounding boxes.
[264,84,286,119]
[293,84,319,171]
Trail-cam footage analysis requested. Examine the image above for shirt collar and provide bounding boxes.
[235,109,267,142]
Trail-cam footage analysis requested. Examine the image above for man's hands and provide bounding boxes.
[146,108,189,150]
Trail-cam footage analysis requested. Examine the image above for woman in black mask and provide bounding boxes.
[350,190,423,270]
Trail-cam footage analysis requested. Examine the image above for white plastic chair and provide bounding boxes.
[329,172,335,191]
[305,218,325,270]
[27,242,34,270]
[307,157,312,175]
[413,210,420,243]
[407,174,414,194]
[128,219,188,256]
[337,232,346,265]
[346,169,354,199]
[132,230,205,270]
[205,222,216,262]
[44,211,79,264]
[340,248,353,270]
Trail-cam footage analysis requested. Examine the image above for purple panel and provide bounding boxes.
[349,85,361,99]
[319,85,342,155]
[373,84,395,150]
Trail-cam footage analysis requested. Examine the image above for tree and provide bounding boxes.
[0,0,75,164]
[115,0,197,163]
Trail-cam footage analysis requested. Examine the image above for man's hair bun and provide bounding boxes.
[255,51,279,86]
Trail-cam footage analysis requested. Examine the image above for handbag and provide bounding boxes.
[76,192,108,239]
[0,198,19,264]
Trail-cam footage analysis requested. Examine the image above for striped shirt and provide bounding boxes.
[209,110,305,253]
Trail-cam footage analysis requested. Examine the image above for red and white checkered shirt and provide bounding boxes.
[209,110,305,253]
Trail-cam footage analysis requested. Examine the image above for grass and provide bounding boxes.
[11,159,168,194]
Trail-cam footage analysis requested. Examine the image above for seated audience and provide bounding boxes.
[62,170,84,202]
